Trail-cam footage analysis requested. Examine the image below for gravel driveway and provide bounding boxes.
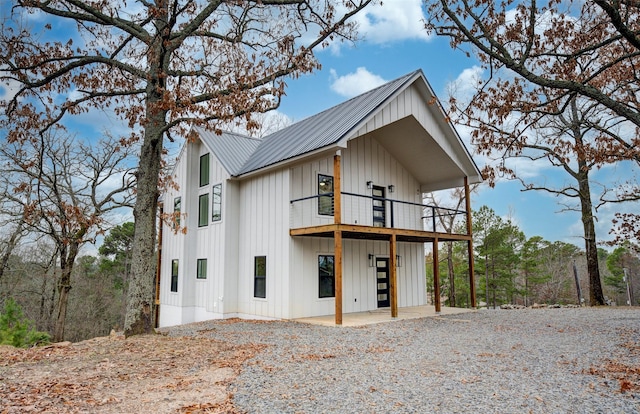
[164,308,640,413]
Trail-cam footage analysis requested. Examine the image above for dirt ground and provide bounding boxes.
[0,330,264,413]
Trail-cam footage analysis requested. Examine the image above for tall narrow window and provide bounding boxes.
[199,153,210,187]
[173,196,181,227]
[254,256,266,298]
[372,185,386,228]
[198,193,209,227]
[171,259,179,292]
[318,255,335,298]
[212,184,222,222]
[318,174,334,216]
[197,259,207,280]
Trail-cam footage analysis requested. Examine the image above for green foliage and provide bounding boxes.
[99,222,135,290]
[473,206,524,307]
[0,298,50,348]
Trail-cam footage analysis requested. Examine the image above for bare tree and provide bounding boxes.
[0,132,135,341]
[424,185,478,307]
[1,0,375,336]
[424,0,640,305]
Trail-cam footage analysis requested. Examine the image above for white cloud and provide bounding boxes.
[0,73,22,103]
[353,0,431,44]
[329,67,387,98]
[446,65,484,106]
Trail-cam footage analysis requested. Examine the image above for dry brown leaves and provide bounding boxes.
[584,327,640,394]
[0,332,265,414]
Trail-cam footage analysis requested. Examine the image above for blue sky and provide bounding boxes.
[265,1,639,249]
[1,0,637,250]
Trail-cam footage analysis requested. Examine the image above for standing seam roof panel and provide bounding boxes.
[194,126,261,176]
[236,71,419,175]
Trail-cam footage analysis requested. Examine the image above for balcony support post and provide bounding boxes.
[333,152,343,325]
[390,233,398,318]
[465,177,477,308]
[433,237,441,314]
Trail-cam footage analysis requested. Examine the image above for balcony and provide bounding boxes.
[289,192,471,242]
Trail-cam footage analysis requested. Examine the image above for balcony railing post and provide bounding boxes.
[390,200,394,228]
[432,206,436,232]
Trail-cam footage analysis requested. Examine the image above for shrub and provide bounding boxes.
[0,298,50,347]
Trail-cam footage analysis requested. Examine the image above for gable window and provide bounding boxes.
[197,259,207,280]
[198,193,209,227]
[199,153,210,187]
[318,174,334,216]
[171,259,179,292]
[318,255,335,298]
[254,256,266,299]
[173,196,181,227]
[212,184,222,222]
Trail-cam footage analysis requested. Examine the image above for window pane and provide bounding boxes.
[318,255,335,298]
[200,153,210,187]
[198,193,209,227]
[197,259,207,279]
[212,184,222,222]
[173,197,181,227]
[318,174,334,216]
[254,256,266,298]
[171,259,179,292]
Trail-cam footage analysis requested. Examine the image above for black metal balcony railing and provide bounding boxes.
[290,192,468,234]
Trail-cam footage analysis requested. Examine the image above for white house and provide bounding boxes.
[157,70,483,328]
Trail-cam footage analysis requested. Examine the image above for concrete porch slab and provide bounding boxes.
[294,305,476,327]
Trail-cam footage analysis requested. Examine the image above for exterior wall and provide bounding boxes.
[159,140,234,327]
[290,134,423,230]
[289,237,426,318]
[236,168,291,319]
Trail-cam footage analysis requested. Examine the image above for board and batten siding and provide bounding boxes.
[289,133,423,230]
[236,168,291,319]
[289,238,426,318]
[341,133,423,229]
[159,140,233,327]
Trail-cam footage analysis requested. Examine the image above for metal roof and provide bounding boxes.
[192,69,482,187]
[194,126,261,176]
[236,70,420,176]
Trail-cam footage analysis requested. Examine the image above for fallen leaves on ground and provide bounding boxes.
[0,333,264,413]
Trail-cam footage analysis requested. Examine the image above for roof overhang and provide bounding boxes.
[364,115,482,193]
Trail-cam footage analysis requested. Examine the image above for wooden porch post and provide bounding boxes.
[433,237,441,313]
[389,233,398,318]
[334,230,342,325]
[464,177,477,308]
[334,153,343,325]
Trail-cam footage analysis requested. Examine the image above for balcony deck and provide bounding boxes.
[290,223,472,243]
[290,191,471,242]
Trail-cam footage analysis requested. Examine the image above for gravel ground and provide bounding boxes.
[163,308,640,413]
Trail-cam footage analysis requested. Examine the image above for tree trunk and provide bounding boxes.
[446,241,456,307]
[0,221,23,283]
[124,118,163,337]
[52,240,80,342]
[577,171,605,305]
[124,6,169,337]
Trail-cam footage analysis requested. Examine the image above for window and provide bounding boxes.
[173,196,181,227]
[318,255,335,298]
[199,153,210,187]
[171,259,179,292]
[212,184,222,222]
[254,256,266,298]
[198,193,209,227]
[372,185,386,228]
[318,174,334,216]
[197,259,207,279]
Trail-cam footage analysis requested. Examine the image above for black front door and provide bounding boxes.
[376,258,390,308]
